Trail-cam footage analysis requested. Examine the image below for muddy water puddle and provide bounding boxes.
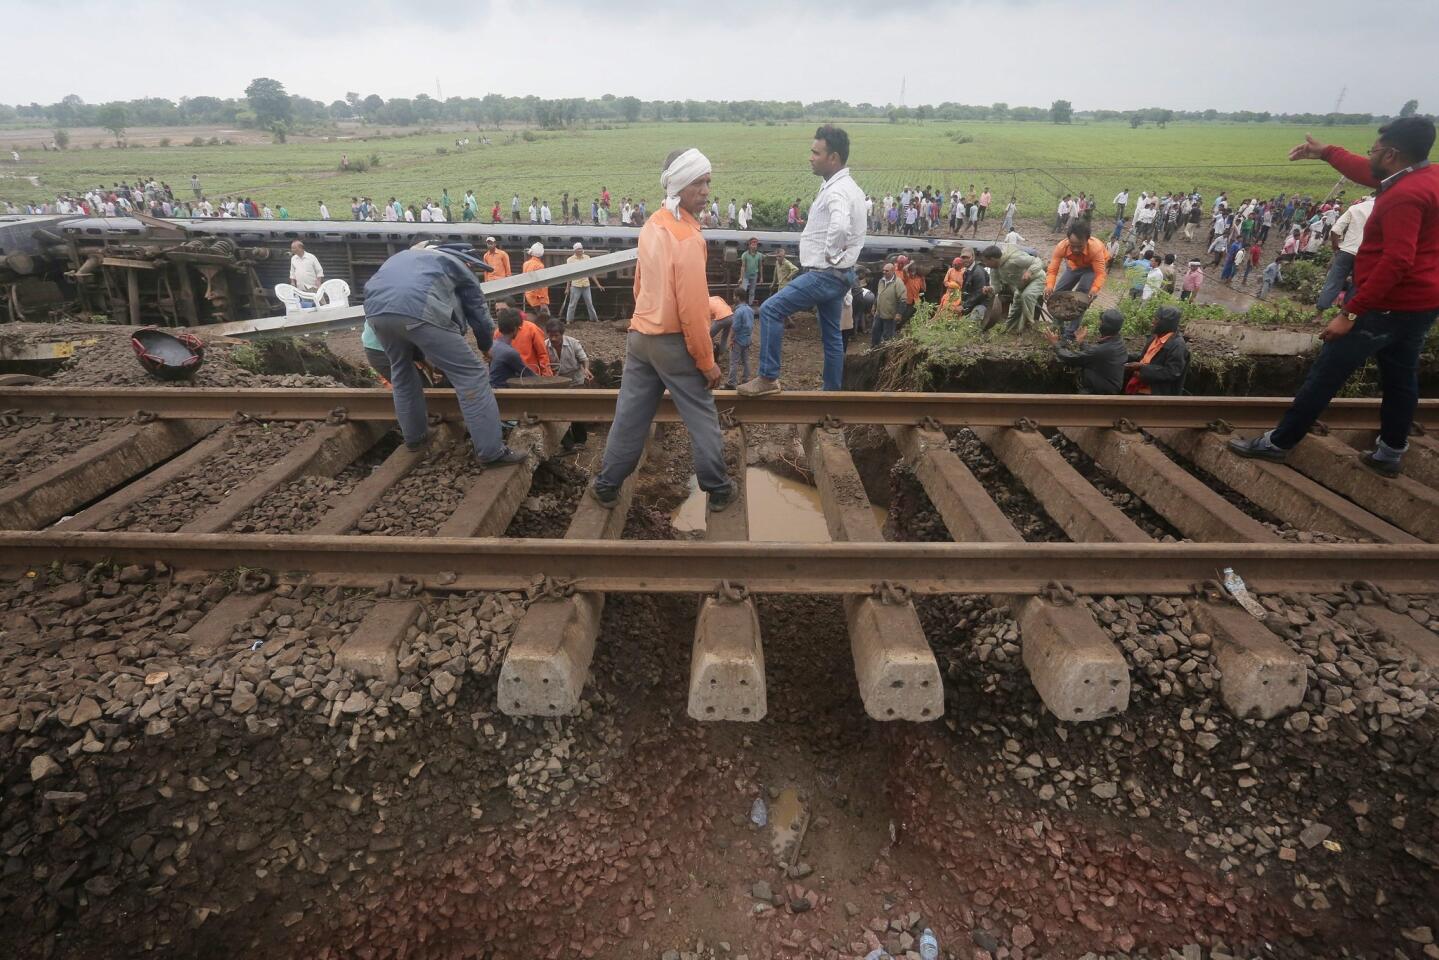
[671,466,885,540]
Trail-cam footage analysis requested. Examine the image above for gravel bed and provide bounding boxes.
[353,444,487,536]
[0,418,109,485]
[503,458,587,539]
[228,437,399,534]
[1047,430,1186,540]
[100,421,311,532]
[950,428,1069,541]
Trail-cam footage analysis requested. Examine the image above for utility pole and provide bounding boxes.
[436,77,443,101]
[900,76,906,107]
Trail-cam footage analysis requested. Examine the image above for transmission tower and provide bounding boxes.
[1332,86,1346,114]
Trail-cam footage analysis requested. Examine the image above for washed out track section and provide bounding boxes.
[0,386,1437,728]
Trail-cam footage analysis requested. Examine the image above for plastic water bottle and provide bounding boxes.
[864,950,893,960]
[919,928,939,960]
[749,796,768,828]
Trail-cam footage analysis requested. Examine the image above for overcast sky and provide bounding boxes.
[10,0,1434,115]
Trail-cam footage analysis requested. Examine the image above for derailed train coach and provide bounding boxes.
[0,215,967,327]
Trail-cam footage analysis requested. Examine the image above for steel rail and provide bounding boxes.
[7,532,1438,595]
[2,388,1432,431]
[206,248,640,340]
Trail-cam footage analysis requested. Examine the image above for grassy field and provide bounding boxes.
[2,121,1376,222]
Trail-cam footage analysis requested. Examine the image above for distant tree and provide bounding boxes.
[1400,99,1419,118]
[52,94,83,126]
[618,96,642,123]
[1128,113,1144,128]
[52,129,69,150]
[990,102,1010,120]
[328,100,350,119]
[361,94,385,120]
[1050,99,1073,124]
[245,77,293,129]
[1202,108,1219,121]
[96,104,127,142]
[1154,108,1173,128]
[345,91,360,110]
[914,104,933,120]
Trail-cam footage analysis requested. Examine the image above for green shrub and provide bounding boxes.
[521,130,537,142]
[1277,259,1326,303]
[190,136,205,147]
[159,137,171,147]
[367,152,381,167]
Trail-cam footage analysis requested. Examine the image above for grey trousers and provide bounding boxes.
[565,285,598,322]
[596,332,730,495]
[369,312,508,461]
[728,342,751,386]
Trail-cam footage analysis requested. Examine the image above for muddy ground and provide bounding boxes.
[1,227,1436,960]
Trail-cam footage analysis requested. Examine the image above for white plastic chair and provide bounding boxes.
[273,282,302,314]
[316,278,351,308]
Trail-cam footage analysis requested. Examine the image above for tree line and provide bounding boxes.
[1,79,1420,139]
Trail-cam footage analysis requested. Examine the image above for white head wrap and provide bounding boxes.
[528,242,544,258]
[660,148,711,220]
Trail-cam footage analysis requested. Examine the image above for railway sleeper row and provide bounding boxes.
[0,395,1436,728]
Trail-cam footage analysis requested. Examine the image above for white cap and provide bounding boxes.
[484,235,496,243]
[528,242,544,257]
[573,242,583,250]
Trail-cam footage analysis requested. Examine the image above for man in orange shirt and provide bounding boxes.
[1044,220,1109,335]
[588,147,732,511]
[522,243,550,312]
[498,304,554,376]
[482,236,511,279]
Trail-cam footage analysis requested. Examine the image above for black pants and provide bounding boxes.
[1271,309,1439,450]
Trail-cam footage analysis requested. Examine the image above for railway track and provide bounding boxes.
[1,386,1436,728]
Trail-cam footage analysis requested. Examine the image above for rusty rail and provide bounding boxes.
[3,387,1433,430]
[8,532,1439,595]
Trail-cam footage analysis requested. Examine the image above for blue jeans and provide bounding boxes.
[739,273,759,303]
[757,269,852,390]
[871,316,896,346]
[1316,250,1355,311]
[1270,308,1439,451]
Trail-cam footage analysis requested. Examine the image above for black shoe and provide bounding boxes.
[1359,450,1401,478]
[707,485,736,513]
[587,483,619,508]
[404,432,429,452]
[1227,434,1289,463]
[482,447,527,466]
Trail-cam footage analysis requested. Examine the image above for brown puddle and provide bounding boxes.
[671,467,886,540]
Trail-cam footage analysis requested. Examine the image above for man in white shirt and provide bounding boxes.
[726,199,736,226]
[289,241,324,293]
[563,242,605,323]
[736,201,749,230]
[318,200,330,220]
[1114,189,1129,219]
[1316,195,1374,313]
[738,125,865,395]
[1141,255,1164,301]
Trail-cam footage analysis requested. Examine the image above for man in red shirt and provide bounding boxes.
[1230,118,1439,477]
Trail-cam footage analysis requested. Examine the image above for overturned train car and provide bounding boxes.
[0,216,961,327]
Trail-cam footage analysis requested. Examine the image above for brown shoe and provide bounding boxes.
[736,377,781,398]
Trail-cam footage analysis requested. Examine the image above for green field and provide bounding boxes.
[2,121,1377,224]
